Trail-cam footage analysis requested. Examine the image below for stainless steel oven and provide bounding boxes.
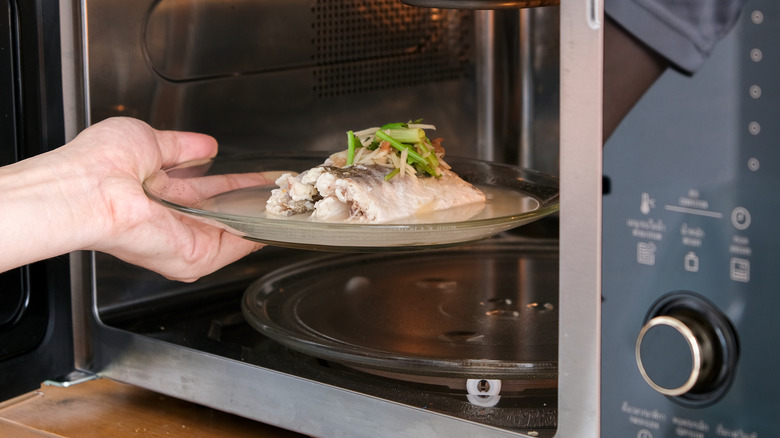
[1,0,776,436]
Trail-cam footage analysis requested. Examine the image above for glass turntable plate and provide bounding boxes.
[143,152,559,251]
[242,242,558,380]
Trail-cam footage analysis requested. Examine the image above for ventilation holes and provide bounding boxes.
[312,0,473,98]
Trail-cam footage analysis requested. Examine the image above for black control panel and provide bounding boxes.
[602,1,779,436]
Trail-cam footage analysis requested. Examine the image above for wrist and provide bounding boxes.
[0,148,106,271]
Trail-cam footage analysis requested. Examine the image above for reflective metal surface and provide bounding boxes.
[84,0,478,155]
[474,8,560,174]
[557,0,602,436]
[402,0,559,9]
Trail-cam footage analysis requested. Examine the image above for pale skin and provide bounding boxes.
[0,117,264,282]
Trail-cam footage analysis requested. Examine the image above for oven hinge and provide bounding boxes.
[43,370,99,388]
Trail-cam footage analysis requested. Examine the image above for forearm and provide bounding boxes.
[0,117,264,281]
[603,17,669,141]
[0,149,105,272]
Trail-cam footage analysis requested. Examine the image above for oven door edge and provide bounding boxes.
[556,0,603,437]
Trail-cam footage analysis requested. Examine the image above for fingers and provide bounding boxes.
[199,232,265,280]
[154,129,219,168]
[80,117,264,282]
[185,172,278,200]
[164,229,265,283]
[83,117,218,170]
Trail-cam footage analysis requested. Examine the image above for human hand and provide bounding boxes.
[0,117,265,281]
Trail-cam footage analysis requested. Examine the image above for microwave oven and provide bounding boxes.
[1,0,776,436]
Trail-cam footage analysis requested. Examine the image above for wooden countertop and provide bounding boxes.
[0,378,307,437]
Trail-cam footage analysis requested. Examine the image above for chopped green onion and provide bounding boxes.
[384,168,400,181]
[374,130,436,176]
[383,128,425,144]
[346,130,356,165]
[339,120,441,179]
[380,122,408,130]
[416,140,439,169]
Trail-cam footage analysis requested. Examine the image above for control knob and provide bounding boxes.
[635,293,739,406]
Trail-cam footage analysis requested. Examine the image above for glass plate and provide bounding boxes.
[142,152,559,251]
[241,241,559,379]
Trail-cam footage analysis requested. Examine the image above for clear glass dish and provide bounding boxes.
[242,241,559,380]
[143,152,559,251]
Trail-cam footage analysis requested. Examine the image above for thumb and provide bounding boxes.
[154,129,219,168]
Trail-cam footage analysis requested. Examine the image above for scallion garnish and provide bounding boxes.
[346,130,356,166]
[380,122,408,130]
[333,120,443,179]
[374,130,437,176]
[383,128,425,144]
[416,140,440,170]
[384,168,400,181]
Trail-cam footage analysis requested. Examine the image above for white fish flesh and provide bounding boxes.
[266,164,486,223]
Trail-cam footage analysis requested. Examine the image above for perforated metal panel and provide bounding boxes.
[312,0,473,98]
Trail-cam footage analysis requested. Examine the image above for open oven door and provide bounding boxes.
[0,0,75,400]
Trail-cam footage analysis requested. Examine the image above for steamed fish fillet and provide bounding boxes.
[265,164,486,223]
